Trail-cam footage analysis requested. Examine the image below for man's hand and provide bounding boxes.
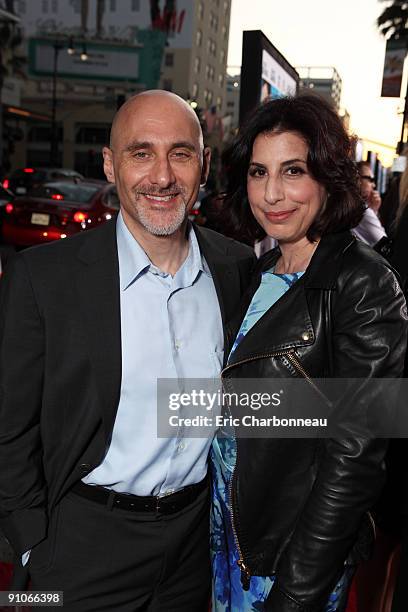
[369,190,382,214]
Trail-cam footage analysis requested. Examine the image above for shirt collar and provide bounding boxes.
[117,212,152,290]
[116,212,210,291]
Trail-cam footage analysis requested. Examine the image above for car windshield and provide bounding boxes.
[28,182,101,203]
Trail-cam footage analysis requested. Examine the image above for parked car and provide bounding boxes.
[2,180,119,247]
[0,185,14,209]
[2,167,84,196]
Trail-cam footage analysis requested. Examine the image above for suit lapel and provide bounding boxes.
[193,226,241,332]
[76,221,122,443]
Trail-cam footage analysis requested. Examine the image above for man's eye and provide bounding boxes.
[133,151,149,159]
[172,151,191,159]
[248,167,266,178]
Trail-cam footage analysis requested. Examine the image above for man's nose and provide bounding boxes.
[148,157,176,188]
[264,175,284,204]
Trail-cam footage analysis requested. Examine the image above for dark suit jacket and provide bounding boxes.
[0,219,255,557]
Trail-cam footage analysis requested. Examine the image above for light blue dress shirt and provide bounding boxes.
[83,213,224,496]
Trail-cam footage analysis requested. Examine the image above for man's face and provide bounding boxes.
[103,96,210,237]
[359,164,375,201]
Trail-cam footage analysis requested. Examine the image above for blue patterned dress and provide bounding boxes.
[210,269,354,612]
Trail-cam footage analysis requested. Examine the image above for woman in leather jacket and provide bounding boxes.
[210,95,408,612]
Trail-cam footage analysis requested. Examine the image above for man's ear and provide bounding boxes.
[200,146,211,186]
[102,147,115,184]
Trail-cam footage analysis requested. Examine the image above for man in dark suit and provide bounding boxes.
[0,90,255,611]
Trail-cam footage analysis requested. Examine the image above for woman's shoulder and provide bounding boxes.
[337,235,402,299]
[343,234,395,273]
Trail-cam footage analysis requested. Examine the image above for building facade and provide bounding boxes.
[297,66,342,111]
[9,0,231,174]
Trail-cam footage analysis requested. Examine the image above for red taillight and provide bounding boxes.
[2,179,9,189]
[5,203,13,214]
[73,211,88,223]
[51,194,64,200]
[23,168,34,173]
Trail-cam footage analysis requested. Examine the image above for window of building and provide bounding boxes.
[194,57,201,73]
[209,12,218,31]
[207,38,212,55]
[110,0,116,10]
[223,0,229,11]
[198,1,204,19]
[28,124,63,143]
[75,124,111,145]
[196,29,202,47]
[131,0,140,10]
[52,0,57,12]
[42,0,48,12]
[218,74,224,88]
[165,52,174,67]
[207,91,213,106]
[227,101,234,108]
[204,89,208,103]
[211,41,217,56]
[72,0,81,13]
[210,66,215,81]
[220,49,225,64]
[192,83,198,98]
[18,0,26,12]
[163,79,173,91]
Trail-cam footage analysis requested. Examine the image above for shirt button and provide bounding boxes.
[175,340,181,350]
[178,442,186,452]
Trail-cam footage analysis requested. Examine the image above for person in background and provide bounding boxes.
[352,160,387,247]
[210,94,407,612]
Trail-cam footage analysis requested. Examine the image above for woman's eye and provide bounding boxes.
[286,166,305,176]
[248,167,266,178]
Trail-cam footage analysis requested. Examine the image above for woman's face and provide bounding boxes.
[247,130,327,245]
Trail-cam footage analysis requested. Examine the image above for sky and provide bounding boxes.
[227,0,405,164]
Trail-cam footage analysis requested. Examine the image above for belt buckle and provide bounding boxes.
[156,488,178,515]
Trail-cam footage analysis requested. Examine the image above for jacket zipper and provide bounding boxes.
[221,348,295,590]
[222,347,330,589]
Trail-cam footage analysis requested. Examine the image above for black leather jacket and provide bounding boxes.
[221,231,408,612]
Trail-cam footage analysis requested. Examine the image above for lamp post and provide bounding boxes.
[50,37,88,165]
[50,39,63,164]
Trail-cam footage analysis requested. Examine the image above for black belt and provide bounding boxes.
[71,476,208,515]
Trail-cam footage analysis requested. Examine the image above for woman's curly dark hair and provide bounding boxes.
[221,94,365,244]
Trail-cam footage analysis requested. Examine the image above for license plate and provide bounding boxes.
[16,187,26,194]
[31,213,50,226]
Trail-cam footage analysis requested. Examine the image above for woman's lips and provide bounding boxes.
[264,209,296,221]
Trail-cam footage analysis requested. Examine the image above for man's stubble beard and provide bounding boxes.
[133,191,189,236]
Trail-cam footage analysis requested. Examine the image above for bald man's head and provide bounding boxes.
[102,88,211,239]
[109,90,204,153]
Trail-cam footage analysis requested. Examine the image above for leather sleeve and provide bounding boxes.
[0,254,48,555]
[267,261,408,611]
